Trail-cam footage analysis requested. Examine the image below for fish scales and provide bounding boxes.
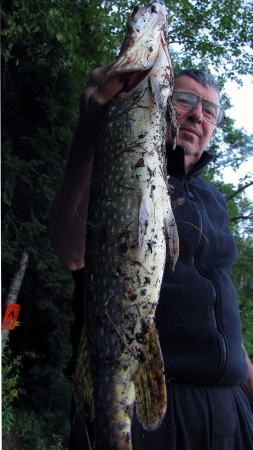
[74,2,179,449]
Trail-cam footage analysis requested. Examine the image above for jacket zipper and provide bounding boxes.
[208,282,227,385]
[183,177,227,385]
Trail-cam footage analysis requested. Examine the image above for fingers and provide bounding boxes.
[86,61,117,87]
[89,74,125,110]
[81,61,125,119]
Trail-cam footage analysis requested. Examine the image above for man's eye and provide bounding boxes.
[203,104,217,118]
[177,97,193,106]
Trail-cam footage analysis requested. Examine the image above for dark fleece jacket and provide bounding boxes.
[155,144,248,386]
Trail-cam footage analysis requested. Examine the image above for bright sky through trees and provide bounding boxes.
[222,75,253,200]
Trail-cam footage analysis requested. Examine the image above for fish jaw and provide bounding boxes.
[101,1,169,84]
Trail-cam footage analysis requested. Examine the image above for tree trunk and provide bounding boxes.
[2,251,29,350]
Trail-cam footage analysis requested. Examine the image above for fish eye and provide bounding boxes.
[151,4,157,13]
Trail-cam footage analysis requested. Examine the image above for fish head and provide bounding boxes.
[101,1,169,87]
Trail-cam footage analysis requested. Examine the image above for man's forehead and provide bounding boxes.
[174,75,219,104]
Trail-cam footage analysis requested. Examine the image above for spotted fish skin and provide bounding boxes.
[74,2,179,449]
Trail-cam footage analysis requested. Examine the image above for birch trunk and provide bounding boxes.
[2,251,29,350]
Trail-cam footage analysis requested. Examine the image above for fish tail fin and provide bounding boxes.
[73,321,95,421]
[133,323,167,430]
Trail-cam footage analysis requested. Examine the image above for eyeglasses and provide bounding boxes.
[173,89,224,125]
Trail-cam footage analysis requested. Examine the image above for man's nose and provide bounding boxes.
[188,101,203,122]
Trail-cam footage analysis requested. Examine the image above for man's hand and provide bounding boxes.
[49,61,125,271]
[77,61,125,140]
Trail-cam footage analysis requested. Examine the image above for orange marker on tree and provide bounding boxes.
[2,304,20,330]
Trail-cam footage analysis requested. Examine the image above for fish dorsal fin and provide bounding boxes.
[133,323,167,430]
[73,322,95,421]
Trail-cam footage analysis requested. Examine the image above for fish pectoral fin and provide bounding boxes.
[164,212,179,271]
[133,323,166,431]
[73,322,95,421]
[149,74,166,112]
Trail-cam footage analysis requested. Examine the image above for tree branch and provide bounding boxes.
[229,214,253,223]
[226,181,253,202]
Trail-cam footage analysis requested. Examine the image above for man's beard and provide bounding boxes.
[182,145,200,156]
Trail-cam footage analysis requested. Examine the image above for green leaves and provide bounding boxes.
[2,344,22,435]
[166,0,253,78]
[232,233,253,357]
[2,0,252,78]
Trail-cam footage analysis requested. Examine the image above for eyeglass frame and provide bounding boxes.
[173,89,225,126]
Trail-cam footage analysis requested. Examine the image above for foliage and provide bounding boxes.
[2,341,72,448]
[206,116,253,174]
[1,0,253,445]
[167,0,253,80]
[2,343,22,435]
[230,192,253,358]
[36,434,67,450]
[13,364,72,448]
[2,0,252,79]
[1,0,130,75]
[2,2,76,445]
[232,234,253,358]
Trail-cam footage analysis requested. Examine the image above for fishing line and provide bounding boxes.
[114,303,141,322]
[105,311,141,362]
[122,256,152,274]
[177,220,210,243]
[84,417,92,450]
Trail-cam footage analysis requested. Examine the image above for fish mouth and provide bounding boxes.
[118,34,169,94]
[117,32,170,94]
[119,67,153,93]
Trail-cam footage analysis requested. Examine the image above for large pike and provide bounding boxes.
[74,2,179,449]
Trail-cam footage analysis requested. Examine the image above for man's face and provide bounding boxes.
[169,75,219,160]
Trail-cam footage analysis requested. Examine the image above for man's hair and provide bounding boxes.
[174,68,221,100]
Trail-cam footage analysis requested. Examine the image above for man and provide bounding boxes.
[49,65,253,449]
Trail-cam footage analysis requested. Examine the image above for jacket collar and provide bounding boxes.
[166,144,213,180]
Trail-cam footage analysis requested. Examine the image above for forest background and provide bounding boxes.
[1,0,253,448]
